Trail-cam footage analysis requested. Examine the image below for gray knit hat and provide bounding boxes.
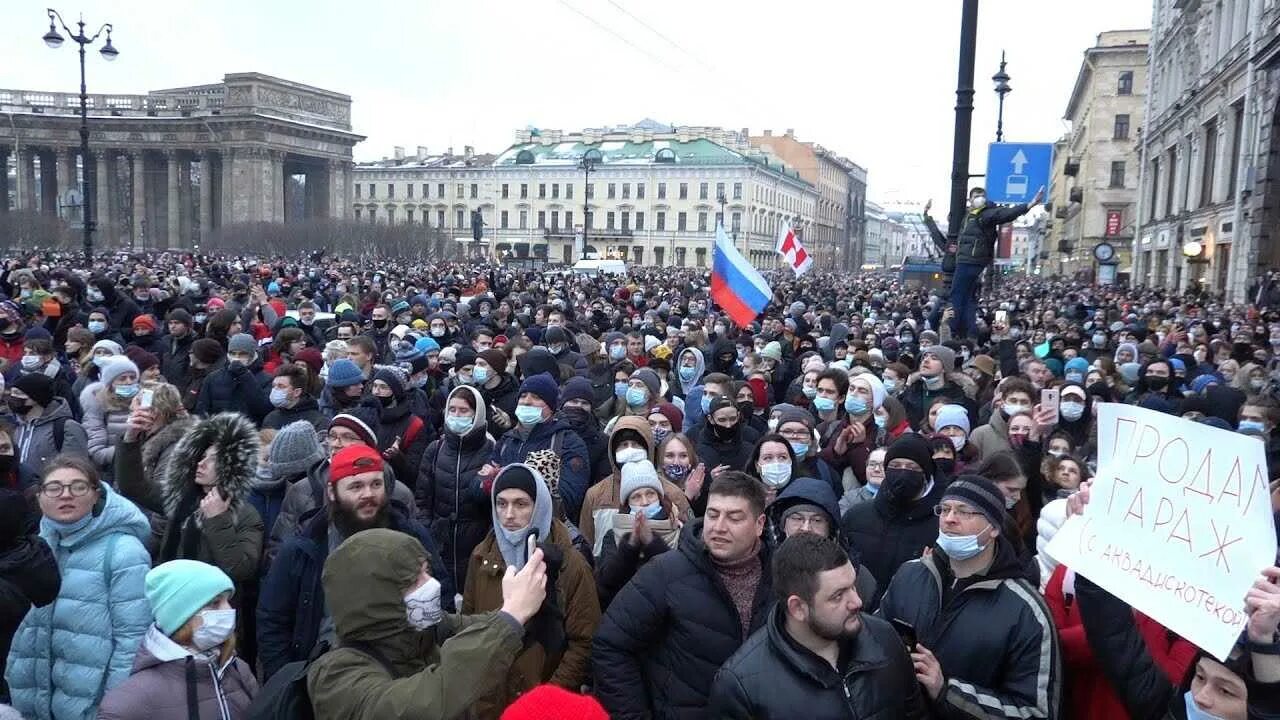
[228,333,258,358]
[631,368,661,400]
[620,459,664,505]
[269,421,324,479]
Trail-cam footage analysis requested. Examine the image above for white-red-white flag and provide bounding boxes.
[775,221,812,277]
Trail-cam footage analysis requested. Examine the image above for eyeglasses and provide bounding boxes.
[866,460,885,470]
[934,504,982,519]
[40,480,94,498]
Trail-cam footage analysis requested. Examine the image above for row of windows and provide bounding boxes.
[351,206,759,234]
[353,179,758,203]
[1145,104,1245,221]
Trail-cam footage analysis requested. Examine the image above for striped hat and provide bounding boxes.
[941,475,1007,528]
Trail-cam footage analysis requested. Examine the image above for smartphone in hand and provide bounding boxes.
[1041,388,1060,425]
[890,618,918,652]
[139,388,153,409]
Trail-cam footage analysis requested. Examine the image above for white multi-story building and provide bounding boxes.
[864,200,887,267]
[351,123,818,267]
[1134,0,1280,299]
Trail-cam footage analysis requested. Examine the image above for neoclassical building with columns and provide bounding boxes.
[0,72,362,250]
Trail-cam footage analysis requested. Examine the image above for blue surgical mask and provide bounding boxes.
[679,366,697,382]
[615,382,628,399]
[1065,372,1084,384]
[632,502,663,519]
[845,395,869,415]
[625,386,647,407]
[92,355,113,369]
[269,388,291,408]
[813,396,836,413]
[445,415,474,435]
[1239,419,1267,434]
[790,441,809,457]
[883,379,898,394]
[759,461,792,488]
[802,386,817,399]
[114,383,140,399]
[874,414,887,429]
[1183,691,1229,720]
[701,394,712,415]
[515,405,544,426]
[472,366,489,384]
[1060,402,1085,421]
[936,529,987,560]
[88,320,106,334]
[610,345,627,361]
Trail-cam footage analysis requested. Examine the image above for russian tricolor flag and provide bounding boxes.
[711,221,771,328]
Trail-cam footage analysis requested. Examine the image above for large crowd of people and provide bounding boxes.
[0,244,1277,720]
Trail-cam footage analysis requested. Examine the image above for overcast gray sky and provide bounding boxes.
[2,0,1153,213]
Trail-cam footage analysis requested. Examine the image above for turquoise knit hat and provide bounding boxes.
[145,560,234,635]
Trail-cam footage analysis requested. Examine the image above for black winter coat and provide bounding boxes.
[876,539,1062,720]
[710,606,926,720]
[414,418,494,593]
[840,480,945,609]
[159,331,194,388]
[0,535,61,703]
[593,520,773,720]
[956,203,1030,266]
[194,362,272,422]
[262,396,329,433]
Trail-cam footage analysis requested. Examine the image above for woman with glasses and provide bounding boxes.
[6,455,152,720]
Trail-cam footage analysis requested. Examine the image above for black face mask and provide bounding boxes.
[559,406,593,430]
[0,454,14,475]
[372,318,388,329]
[6,398,30,415]
[1145,375,1169,391]
[710,422,737,442]
[377,395,395,408]
[880,467,926,507]
[934,458,956,476]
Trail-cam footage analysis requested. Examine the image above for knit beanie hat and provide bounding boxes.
[478,349,507,375]
[493,463,538,500]
[455,347,478,370]
[620,460,664,505]
[145,559,234,635]
[934,404,971,436]
[329,444,384,486]
[559,376,594,408]
[942,475,1007,528]
[884,434,937,478]
[294,347,324,376]
[329,412,377,448]
[269,421,325,478]
[777,406,815,431]
[852,372,886,409]
[372,366,407,400]
[394,341,424,364]
[124,346,159,375]
[326,359,364,389]
[415,336,441,354]
[132,315,157,333]
[519,372,559,409]
[191,338,223,365]
[761,341,783,362]
[1063,357,1090,381]
[13,373,55,407]
[922,345,956,373]
[228,333,258,358]
[631,368,661,400]
[98,357,139,388]
[499,684,608,720]
[91,339,123,357]
[166,308,193,326]
[780,502,826,525]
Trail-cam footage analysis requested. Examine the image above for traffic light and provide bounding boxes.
[471,210,484,242]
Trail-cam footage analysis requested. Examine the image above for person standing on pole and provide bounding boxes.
[948,186,1042,339]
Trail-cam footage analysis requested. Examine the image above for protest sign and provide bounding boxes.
[1047,403,1277,660]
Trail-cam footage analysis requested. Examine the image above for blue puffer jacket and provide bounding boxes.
[5,484,152,720]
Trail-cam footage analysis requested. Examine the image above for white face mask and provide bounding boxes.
[615,447,647,465]
[192,609,237,651]
[405,576,443,630]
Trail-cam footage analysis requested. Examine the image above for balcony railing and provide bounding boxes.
[0,88,226,118]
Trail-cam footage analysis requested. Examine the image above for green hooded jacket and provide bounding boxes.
[307,528,524,720]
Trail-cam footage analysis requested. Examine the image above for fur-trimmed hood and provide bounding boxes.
[160,412,260,517]
[947,371,979,401]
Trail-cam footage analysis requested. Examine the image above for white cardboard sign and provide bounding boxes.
[1047,403,1277,660]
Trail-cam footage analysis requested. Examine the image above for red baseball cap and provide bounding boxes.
[329,444,384,486]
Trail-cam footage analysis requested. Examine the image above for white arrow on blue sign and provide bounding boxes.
[984,142,1053,204]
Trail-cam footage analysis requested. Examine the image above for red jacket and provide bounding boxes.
[1045,564,1196,719]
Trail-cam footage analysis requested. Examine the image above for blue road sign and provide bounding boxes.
[985,142,1053,204]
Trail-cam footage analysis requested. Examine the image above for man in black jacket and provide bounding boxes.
[877,475,1062,720]
[593,472,772,720]
[950,186,1041,339]
[710,533,925,719]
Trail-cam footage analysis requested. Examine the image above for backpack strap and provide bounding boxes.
[52,416,66,452]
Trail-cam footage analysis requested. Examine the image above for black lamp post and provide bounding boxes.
[43,8,118,264]
[577,147,602,264]
[993,50,1011,142]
